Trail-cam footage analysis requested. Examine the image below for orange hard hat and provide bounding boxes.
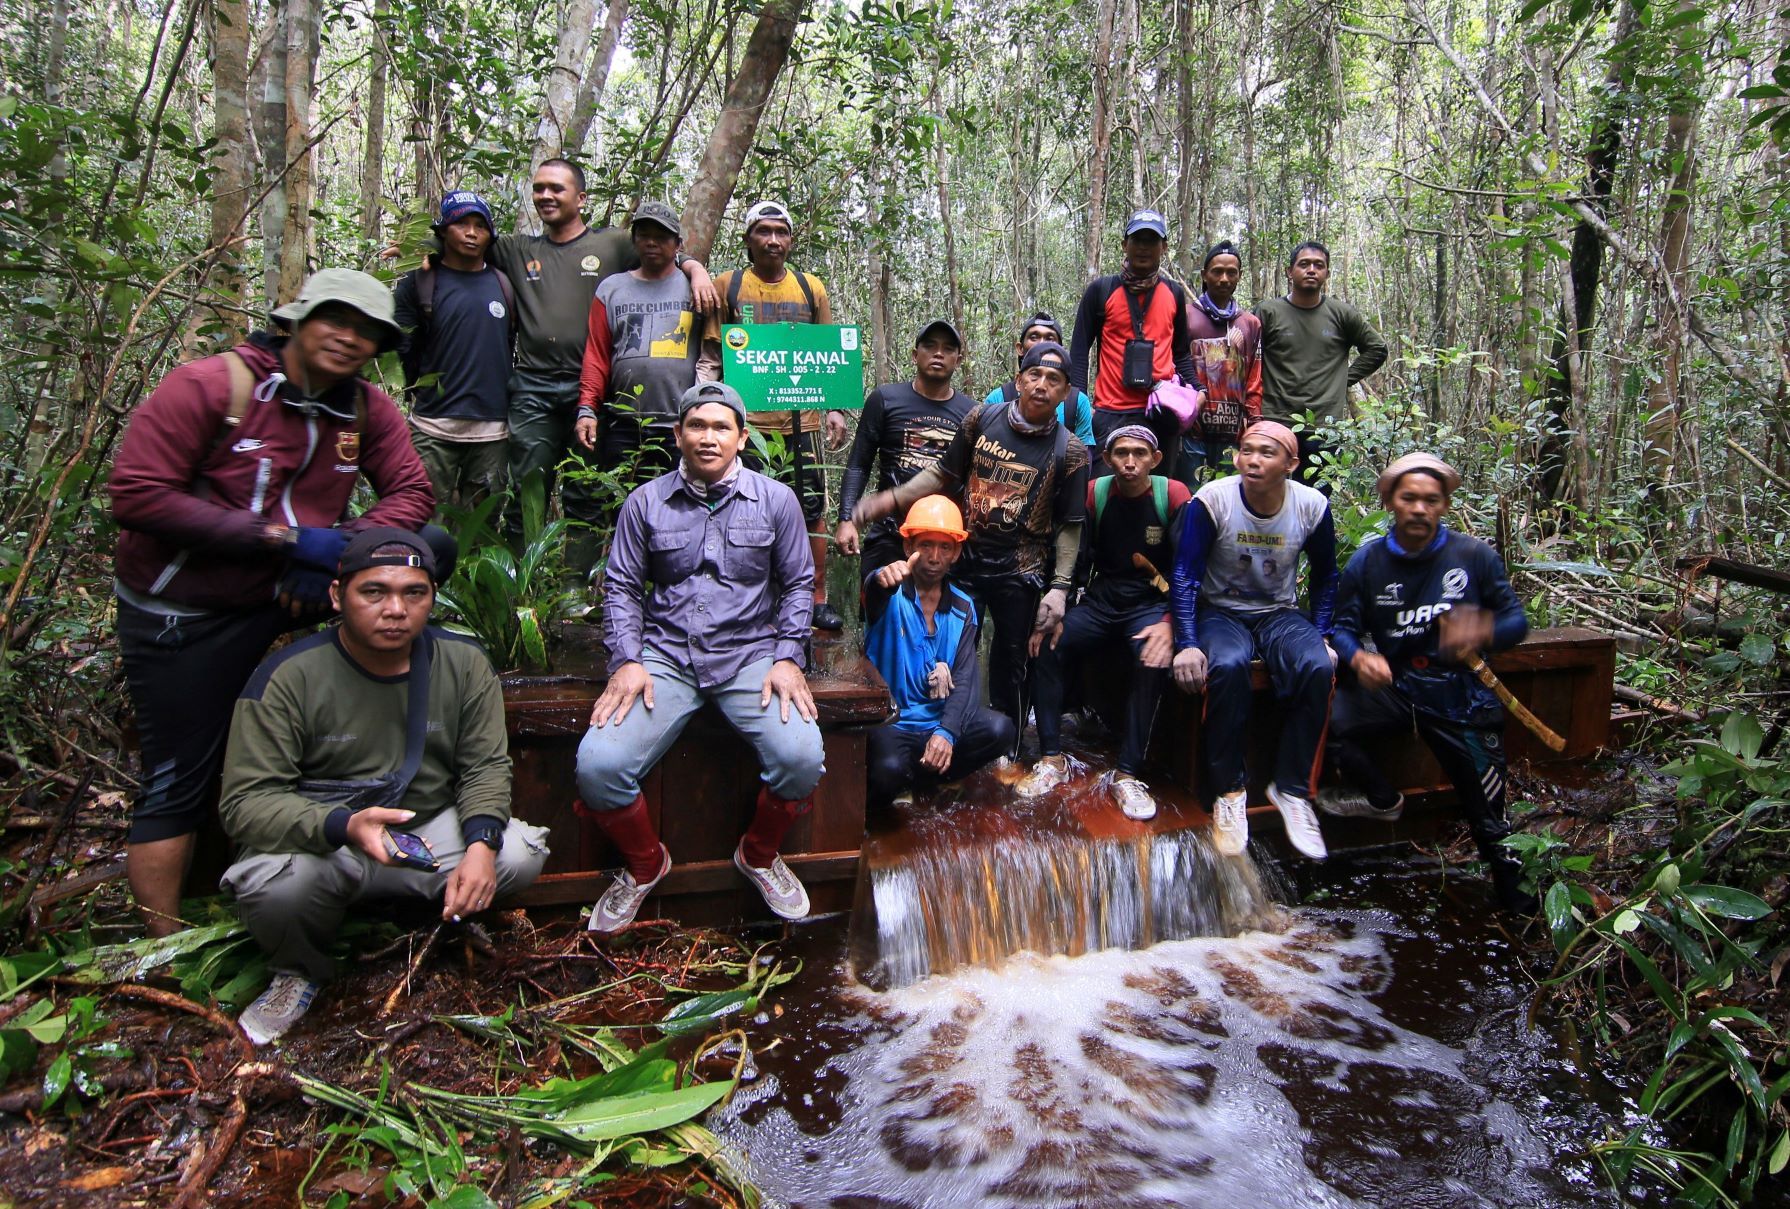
[898,495,968,542]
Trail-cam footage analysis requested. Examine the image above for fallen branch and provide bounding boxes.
[380,924,443,1018]
[1724,437,1790,493]
[1614,684,1703,723]
[110,983,252,1063]
[170,1062,282,1209]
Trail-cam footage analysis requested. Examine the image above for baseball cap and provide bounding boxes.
[271,268,403,353]
[744,200,794,235]
[433,190,494,233]
[914,318,963,348]
[1125,209,1168,239]
[337,527,438,583]
[631,200,683,239]
[678,381,746,426]
[1019,340,1070,375]
[1019,312,1062,342]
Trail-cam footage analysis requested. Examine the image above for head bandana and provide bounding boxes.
[1241,420,1299,461]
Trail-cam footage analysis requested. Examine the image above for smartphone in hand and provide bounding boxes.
[382,829,441,872]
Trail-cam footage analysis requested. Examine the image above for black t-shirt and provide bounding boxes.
[392,265,512,423]
[936,402,1089,585]
[838,382,976,523]
[1086,477,1190,610]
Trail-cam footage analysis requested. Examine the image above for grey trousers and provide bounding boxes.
[411,428,507,516]
[574,654,826,811]
[222,812,550,981]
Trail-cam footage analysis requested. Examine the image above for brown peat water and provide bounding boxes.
[710,849,1659,1208]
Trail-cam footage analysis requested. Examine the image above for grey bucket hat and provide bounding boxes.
[271,268,403,353]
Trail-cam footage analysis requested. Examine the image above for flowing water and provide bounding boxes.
[712,847,1658,1208]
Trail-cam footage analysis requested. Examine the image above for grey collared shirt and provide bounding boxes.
[602,464,813,689]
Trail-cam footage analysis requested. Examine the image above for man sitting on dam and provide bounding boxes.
[1019,425,1191,820]
[860,496,1015,809]
[1169,420,1338,862]
[575,381,826,933]
[1322,453,1537,913]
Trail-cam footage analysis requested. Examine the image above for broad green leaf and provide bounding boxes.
[555,1081,736,1142]
[1720,712,1764,761]
[1768,1128,1789,1176]
[1654,863,1681,897]
[1707,1026,1770,1113]
[1609,935,1686,1024]
[75,920,247,983]
[656,989,757,1036]
[1682,885,1773,921]
[41,1052,71,1107]
[1739,633,1777,667]
[1545,881,1576,949]
[428,1186,499,1209]
[1610,909,1641,935]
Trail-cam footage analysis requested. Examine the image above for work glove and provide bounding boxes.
[1033,588,1068,635]
[278,526,350,610]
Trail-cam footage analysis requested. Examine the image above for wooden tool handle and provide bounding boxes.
[1465,653,1567,752]
[1131,552,1170,594]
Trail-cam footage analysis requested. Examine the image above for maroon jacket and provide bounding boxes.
[111,335,435,610]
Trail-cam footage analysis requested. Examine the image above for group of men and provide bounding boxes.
[107,178,1527,1048]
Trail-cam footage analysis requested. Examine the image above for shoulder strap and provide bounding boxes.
[725,270,743,322]
[1150,475,1169,528]
[1092,474,1113,533]
[416,265,435,322]
[219,350,253,430]
[392,632,433,797]
[793,269,818,315]
[1123,281,1156,341]
[999,379,1017,403]
[492,267,517,335]
[1055,419,1069,473]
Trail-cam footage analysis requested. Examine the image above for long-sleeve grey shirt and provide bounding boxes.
[602,465,814,689]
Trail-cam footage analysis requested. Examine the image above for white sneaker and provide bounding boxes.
[734,843,811,920]
[1211,789,1249,855]
[587,844,672,933]
[238,974,320,1046]
[1317,787,1404,821]
[1111,775,1157,821]
[1016,754,1070,799]
[1267,783,1329,861]
[892,789,915,808]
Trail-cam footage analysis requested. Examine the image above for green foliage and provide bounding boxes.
[436,472,574,670]
[1504,715,1788,1204]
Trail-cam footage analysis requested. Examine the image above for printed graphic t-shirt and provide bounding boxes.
[580,271,699,423]
[838,382,976,525]
[935,403,1089,584]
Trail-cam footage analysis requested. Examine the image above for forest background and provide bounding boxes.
[1,0,1789,1200]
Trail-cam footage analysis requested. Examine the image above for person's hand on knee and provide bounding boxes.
[591,662,653,727]
[442,843,497,921]
[1173,647,1208,692]
[761,658,816,723]
[920,732,954,773]
[1134,619,1174,669]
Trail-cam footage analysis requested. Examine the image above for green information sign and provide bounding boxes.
[721,323,864,412]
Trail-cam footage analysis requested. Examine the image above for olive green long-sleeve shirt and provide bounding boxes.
[220,626,511,855]
[1254,295,1389,426]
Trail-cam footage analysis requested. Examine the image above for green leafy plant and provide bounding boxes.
[437,471,574,670]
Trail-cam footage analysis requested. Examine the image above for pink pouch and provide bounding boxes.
[1147,376,1205,435]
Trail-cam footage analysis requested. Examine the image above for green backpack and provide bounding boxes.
[1091,474,1171,536]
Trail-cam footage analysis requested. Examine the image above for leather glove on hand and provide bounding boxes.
[1033,588,1067,635]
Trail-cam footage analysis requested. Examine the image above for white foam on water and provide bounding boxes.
[712,910,1582,1208]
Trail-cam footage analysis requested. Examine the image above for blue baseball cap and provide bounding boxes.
[434,191,494,233]
[1125,209,1168,239]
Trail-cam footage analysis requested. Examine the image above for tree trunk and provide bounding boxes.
[567,0,630,154]
[360,0,388,243]
[255,0,289,306]
[1172,0,1195,276]
[933,84,964,361]
[1007,35,1028,309]
[277,0,319,303]
[1641,1,1702,496]
[205,0,253,343]
[1084,0,1120,278]
[529,0,598,178]
[679,0,802,262]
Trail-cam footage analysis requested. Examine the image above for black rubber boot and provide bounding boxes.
[1490,858,1540,915]
[811,601,845,631]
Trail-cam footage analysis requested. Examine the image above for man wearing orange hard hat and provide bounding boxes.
[860,496,1015,809]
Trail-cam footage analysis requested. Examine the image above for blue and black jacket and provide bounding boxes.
[1330,526,1529,725]
[863,575,981,742]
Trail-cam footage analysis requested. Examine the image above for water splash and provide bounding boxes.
[858,825,1284,990]
[712,911,1613,1208]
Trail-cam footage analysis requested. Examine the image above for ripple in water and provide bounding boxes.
[710,908,1617,1208]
